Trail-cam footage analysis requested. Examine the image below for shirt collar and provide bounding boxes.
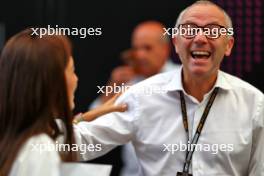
[214,70,232,90]
[165,66,232,92]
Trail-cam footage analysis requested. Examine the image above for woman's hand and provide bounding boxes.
[73,93,127,124]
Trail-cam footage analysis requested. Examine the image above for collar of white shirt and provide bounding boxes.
[164,66,232,95]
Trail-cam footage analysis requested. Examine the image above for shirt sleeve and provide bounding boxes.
[248,94,264,175]
[73,92,139,161]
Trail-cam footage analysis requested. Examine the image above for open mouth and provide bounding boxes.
[191,51,211,59]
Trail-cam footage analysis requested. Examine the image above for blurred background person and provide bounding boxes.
[90,20,180,106]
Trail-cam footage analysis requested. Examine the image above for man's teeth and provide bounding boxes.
[192,51,210,56]
[191,51,211,58]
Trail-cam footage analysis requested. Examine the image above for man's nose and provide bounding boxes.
[192,30,208,46]
[135,49,147,59]
[138,48,146,55]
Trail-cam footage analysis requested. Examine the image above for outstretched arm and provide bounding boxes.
[73,93,127,124]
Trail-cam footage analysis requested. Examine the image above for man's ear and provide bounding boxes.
[224,37,234,56]
[172,37,179,54]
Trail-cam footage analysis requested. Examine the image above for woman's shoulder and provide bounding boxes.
[17,133,59,157]
[9,133,61,176]
[25,133,56,145]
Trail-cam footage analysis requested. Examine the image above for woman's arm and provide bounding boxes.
[73,94,127,124]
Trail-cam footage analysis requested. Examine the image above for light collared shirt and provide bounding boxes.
[74,67,264,176]
[88,60,181,176]
[120,60,181,176]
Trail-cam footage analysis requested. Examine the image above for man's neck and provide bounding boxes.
[182,70,218,102]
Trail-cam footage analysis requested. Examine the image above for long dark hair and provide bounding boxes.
[0,29,75,174]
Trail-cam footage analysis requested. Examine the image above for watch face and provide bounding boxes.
[176,172,193,176]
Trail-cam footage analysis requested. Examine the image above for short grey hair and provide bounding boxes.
[175,0,233,29]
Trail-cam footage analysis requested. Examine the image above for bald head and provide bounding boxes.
[130,21,170,77]
[133,21,169,44]
[175,0,233,29]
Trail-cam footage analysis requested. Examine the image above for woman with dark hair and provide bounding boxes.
[0,29,127,176]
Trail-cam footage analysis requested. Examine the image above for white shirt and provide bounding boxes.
[74,67,264,176]
[120,60,181,176]
[9,132,112,176]
[88,60,180,176]
[9,134,61,176]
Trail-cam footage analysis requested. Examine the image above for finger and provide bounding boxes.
[105,85,130,104]
[109,92,122,102]
[106,91,123,104]
[112,104,128,112]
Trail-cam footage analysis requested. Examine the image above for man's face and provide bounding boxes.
[131,29,168,77]
[173,5,234,78]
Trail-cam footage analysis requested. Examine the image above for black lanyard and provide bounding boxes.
[178,87,219,175]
